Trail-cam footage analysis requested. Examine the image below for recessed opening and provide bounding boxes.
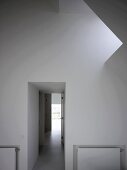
[28,82,65,170]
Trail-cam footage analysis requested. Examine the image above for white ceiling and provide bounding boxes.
[31,82,65,93]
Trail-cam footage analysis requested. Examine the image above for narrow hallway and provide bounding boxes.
[33,118,65,170]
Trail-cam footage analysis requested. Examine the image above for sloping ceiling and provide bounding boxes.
[84,0,127,85]
[84,0,127,43]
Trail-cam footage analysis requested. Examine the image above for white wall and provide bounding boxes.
[0,0,126,170]
[49,0,59,12]
[28,83,39,170]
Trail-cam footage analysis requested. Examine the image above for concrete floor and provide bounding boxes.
[33,120,65,170]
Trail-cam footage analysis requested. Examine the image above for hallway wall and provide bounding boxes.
[39,92,45,146]
[45,94,51,133]
[0,0,127,170]
[28,84,39,170]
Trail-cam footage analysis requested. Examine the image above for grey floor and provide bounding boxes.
[33,130,65,170]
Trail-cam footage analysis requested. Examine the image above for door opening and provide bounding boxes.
[28,82,65,170]
[51,93,63,145]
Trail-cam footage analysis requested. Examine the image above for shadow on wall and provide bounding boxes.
[105,44,127,85]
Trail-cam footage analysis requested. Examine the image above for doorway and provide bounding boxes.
[51,93,64,146]
[28,82,65,170]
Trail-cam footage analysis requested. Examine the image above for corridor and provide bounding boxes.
[33,119,65,170]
